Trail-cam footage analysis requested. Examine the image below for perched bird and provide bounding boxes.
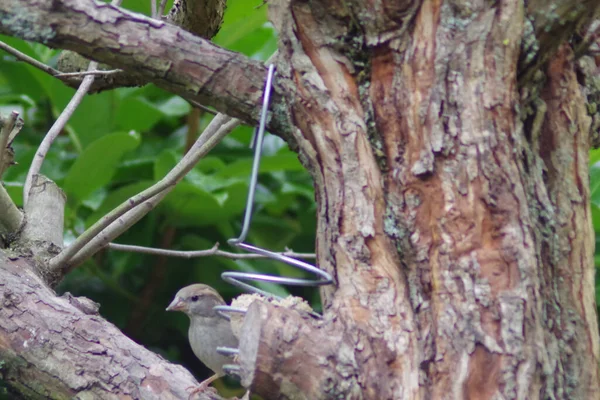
[167,284,238,393]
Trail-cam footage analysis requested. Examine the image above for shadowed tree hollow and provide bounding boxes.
[0,0,599,399]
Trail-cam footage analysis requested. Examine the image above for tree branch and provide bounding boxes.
[23,61,99,205]
[20,174,65,284]
[54,0,226,93]
[520,0,600,81]
[0,252,224,400]
[108,242,316,260]
[50,115,240,274]
[0,0,285,131]
[237,301,360,399]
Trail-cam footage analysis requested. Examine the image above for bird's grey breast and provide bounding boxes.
[189,316,238,375]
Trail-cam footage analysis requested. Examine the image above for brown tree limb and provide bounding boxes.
[237,301,360,400]
[520,0,600,82]
[0,0,286,132]
[54,0,226,93]
[107,242,316,260]
[0,252,224,400]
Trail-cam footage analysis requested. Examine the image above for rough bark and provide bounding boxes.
[0,0,284,132]
[0,252,223,400]
[0,0,599,399]
[55,0,227,93]
[231,0,600,399]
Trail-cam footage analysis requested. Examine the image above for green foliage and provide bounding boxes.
[589,151,600,320]
[0,0,310,391]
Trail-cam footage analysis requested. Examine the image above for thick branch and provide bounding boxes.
[0,0,286,132]
[238,301,360,399]
[0,252,223,400]
[55,0,226,93]
[20,175,65,284]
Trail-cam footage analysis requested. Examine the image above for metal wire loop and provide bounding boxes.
[216,346,240,357]
[213,305,247,320]
[221,63,333,298]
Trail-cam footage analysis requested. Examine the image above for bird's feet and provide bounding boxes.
[186,374,220,399]
[187,385,217,400]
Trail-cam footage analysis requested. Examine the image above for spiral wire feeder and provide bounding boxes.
[214,65,333,373]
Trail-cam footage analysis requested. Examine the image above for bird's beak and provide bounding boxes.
[166,297,186,312]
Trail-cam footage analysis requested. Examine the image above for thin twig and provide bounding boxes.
[157,0,169,18]
[23,62,99,205]
[108,242,317,259]
[187,99,218,115]
[51,115,240,271]
[51,52,277,271]
[23,0,124,204]
[55,69,123,78]
[150,0,157,19]
[0,111,18,179]
[0,40,61,76]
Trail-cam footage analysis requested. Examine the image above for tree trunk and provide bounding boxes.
[235,0,600,398]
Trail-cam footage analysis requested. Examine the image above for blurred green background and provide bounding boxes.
[1,0,599,398]
[0,0,315,396]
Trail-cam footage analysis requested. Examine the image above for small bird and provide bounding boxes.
[167,284,238,394]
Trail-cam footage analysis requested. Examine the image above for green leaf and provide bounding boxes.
[592,204,600,235]
[116,97,163,132]
[64,131,141,205]
[160,182,226,227]
[215,153,304,178]
[590,148,600,167]
[156,96,191,117]
[590,164,600,209]
[154,150,179,180]
[47,83,119,148]
[213,0,269,49]
[86,180,154,226]
[3,181,23,207]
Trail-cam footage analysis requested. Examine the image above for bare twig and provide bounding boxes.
[188,99,218,115]
[51,115,240,271]
[157,0,169,18]
[23,0,124,205]
[150,0,157,19]
[0,39,115,89]
[0,111,18,179]
[54,69,122,78]
[23,61,99,205]
[51,52,278,271]
[0,40,61,76]
[108,242,317,259]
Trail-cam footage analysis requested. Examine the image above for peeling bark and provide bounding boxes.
[0,0,599,399]
[230,0,600,398]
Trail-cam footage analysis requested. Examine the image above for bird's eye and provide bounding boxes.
[191,295,199,302]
